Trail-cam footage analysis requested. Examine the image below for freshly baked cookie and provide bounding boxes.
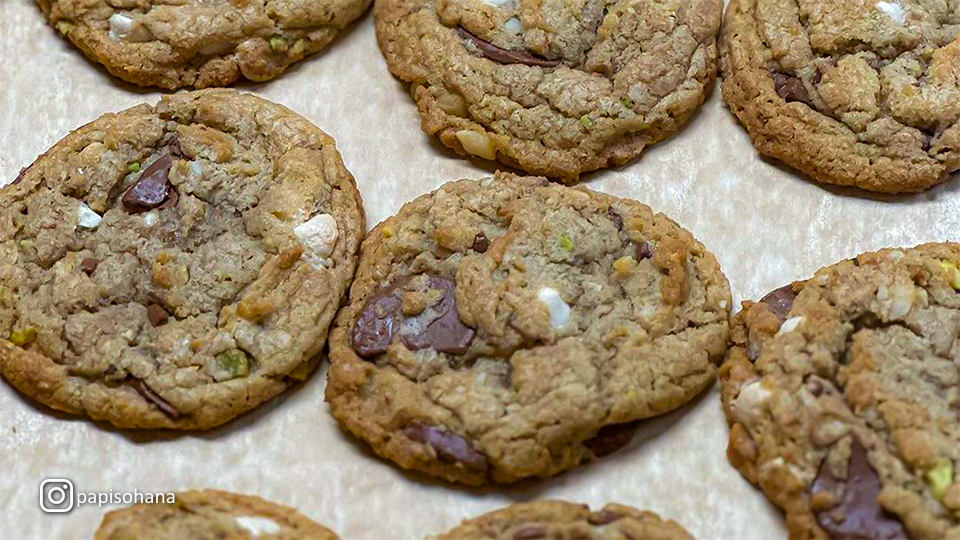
[722,0,960,193]
[429,501,695,540]
[720,243,960,539]
[92,489,340,540]
[37,0,372,89]
[0,90,365,430]
[326,173,731,485]
[374,0,722,182]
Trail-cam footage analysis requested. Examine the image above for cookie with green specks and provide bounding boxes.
[429,500,695,540]
[0,89,365,430]
[374,0,722,182]
[38,0,372,89]
[720,242,960,539]
[326,173,731,485]
[93,490,340,540]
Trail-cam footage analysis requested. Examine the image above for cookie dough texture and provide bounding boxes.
[429,501,695,540]
[722,0,960,193]
[375,0,722,182]
[326,173,731,485]
[720,243,960,539]
[37,0,373,89]
[0,90,365,430]
[92,490,340,540]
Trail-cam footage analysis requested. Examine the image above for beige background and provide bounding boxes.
[0,0,957,538]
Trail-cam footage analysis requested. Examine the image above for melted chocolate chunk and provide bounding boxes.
[583,420,641,457]
[811,438,907,540]
[472,232,489,253]
[587,510,624,525]
[131,378,182,420]
[635,241,653,261]
[759,284,797,322]
[146,303,169,327]
[79,258,98,275]
[607,207,624,231]
[403,422,488,473]
[351,275,476,357]
[512,526,546,539]
[122,155,173,213]
[774,73,814,107]
[458,28,561,68]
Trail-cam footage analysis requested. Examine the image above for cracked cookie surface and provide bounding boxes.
[325,173,731,485]
[720,242,960,539]
[721,0,960,193]
[93,490,340,539]
[374,0,722,182]
[0,89,365,430]
[38,0,372,89]
[429,500,695,540]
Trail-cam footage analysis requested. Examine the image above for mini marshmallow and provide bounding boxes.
[537,286,570,329]
[77,203,102,229]
[294,213,339,269]
[235,516,281,536]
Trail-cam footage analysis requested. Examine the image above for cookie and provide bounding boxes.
[720,243,960,539]
[374,0,722,182]
[428,501,695,540]
[37,0,373,89]
[92,489,340,539]
[721,0,960,193]
[326,173,731,485]
[0,89,365,430]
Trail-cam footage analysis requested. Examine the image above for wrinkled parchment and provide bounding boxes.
[1,1,957,538]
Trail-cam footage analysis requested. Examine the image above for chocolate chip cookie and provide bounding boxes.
[92,490,340,539]
[374,0,723,182]
[720,243,960,538]
[722,0,960,193]
[0,89,365,430]
[429,501,695,540]
[325,173,731,485]
[37,0,372,89]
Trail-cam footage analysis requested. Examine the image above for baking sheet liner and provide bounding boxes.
[1,0,957,537]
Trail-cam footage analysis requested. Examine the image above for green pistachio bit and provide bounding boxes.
[291,38,305,55]
[579,115,593,128]
[56,21,73,35]
[620,97,633,109]
[269,36,284,51]
[18,239,33,249]
[216,349,249,379]
[558,233,574,252]
[927,459,953,501]
[10,327,37,347]
[127,162,141,173]
[287,360,313,382]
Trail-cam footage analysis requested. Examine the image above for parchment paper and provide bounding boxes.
[1,1,957,538]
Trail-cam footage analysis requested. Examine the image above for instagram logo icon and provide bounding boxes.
[39,479,74,513]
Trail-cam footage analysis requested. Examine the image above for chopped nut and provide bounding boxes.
[927,459,953,501]
[55,21,73,36]
[401,292,426,316]
[613,256,636,273]
[437,93,468,117]
[9,327,37,347]
[127,161,141,173]
[291,38,305,55]
[269,35,284,51]
[455,130,497,160]
[382,226,395,238]
[558,233,574,252]
[215,349,249,380]
[940,261,960,290]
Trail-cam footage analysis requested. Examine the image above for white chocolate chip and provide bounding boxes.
[537,287,570,329]
[235,516,281,536]
[719,300,728,309]
[730,379,772,425]
[108,13,153,42]
[293,213,339,269]
[777,316,803,336]
[189,161,203,176]
[876,1,905,23]
[455,130,497,160]
[142,211,158,228]
[77,203,102,229]
[504,17,522,34]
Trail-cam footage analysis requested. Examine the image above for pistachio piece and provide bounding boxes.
[940,261,960,290]
[216,349,250,379]
[9,327,37,347]
[558,233,574,252]
[927,459,953,501]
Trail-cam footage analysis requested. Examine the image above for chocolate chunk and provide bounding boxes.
[351,275,476,357]
[122,155,173,213]
[808,378,824,397]
[811,438,906,540]
[103,365,118,377]
[583,420,641,457]
[921,133,933,152]
[146,304,169,327]
[157,187,179,210]
[472,232,489,253]
[403,422,488,473]
[759,284,797,322]
[774,73,814,106]
[512,526,546,539]
[79,258,98,275]
[131,378,182,420]
[607,207,623,231]
[635,241,653,261]
[587,510,624,525]
[458,28,561,68]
